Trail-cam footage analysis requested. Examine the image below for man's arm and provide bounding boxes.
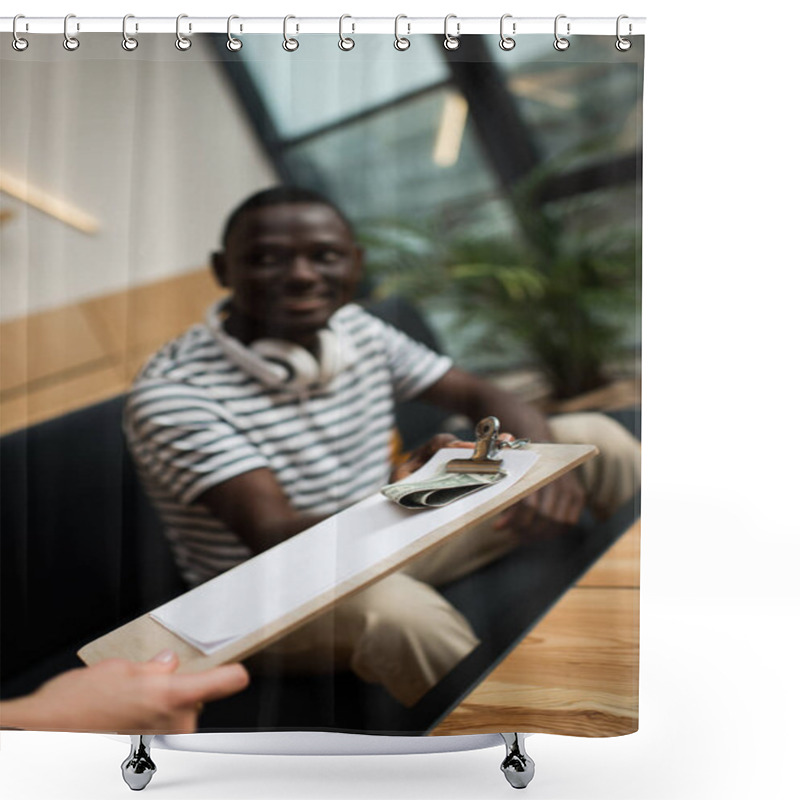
[125,384,326,556]
[198,469,326,555]
[194,366,581,550]
[195,370,530,551]
[417,367,586,534]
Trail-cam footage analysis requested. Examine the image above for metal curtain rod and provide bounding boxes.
[0,16,646,36]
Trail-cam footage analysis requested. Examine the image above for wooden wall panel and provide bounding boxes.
[79,269,223,359]
[0,365,128,433]
[0,267,222,434]
[0,305,111,393]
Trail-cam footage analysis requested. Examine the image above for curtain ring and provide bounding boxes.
[175,14,191,51]
[338,14,355,51]
[227,15,243,51]
[443,14,460,51]
[12,15,29,52]
[394,15,410,51]
[63,14,80,51]
[121,14,138,51]
[553,14,570,51]
[283,15,299,52]
[615,15,632,51]
[499,14,516,51]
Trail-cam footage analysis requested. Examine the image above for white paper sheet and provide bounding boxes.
[149,448,539,654]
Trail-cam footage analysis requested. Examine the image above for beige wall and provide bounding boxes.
[0,34,277,321]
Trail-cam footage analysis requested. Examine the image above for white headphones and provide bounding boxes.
[205,300,354,391]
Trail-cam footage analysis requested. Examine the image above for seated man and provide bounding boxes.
[125,186,640,707]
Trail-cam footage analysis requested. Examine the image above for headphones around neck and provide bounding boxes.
[205,300,352,390]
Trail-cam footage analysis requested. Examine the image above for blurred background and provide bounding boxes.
[0,32,642,433]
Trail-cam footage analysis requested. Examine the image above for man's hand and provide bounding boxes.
[391,434,473,482]
[493,469,586,539]
[0,650,250,734]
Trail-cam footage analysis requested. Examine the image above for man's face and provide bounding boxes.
[214,202,362,344]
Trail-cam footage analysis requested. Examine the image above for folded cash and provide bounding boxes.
[381,467,507,509]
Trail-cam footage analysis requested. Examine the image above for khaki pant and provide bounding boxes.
[246,412,641,707]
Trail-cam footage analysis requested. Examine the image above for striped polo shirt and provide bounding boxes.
[124,303,452,586]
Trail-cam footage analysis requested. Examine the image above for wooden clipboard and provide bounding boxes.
[78,443,596,672]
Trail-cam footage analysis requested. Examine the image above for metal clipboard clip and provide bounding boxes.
[445,416,530,474]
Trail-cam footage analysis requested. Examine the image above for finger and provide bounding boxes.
[557,480,585,524]
[561,491,583,525]
[551,493,573,525]
[497,499,538,534]
[144,650,180,674]
[497,432,515,442]
[513,493,540,532]
[171,664,250,707]
[517,503,541,534]
[525,491,541,513]
[537,485,561,520]
[542,484,573,525]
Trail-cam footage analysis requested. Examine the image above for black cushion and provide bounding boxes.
[0,397,185,695]
[364,296,453,451]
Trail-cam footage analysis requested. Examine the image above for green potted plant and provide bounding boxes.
[360,164,639,401]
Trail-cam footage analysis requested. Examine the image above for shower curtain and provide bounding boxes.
[0,22,643,742]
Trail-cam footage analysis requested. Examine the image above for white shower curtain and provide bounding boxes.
[0,15,643,746]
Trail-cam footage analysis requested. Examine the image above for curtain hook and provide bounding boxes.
[443,14,460,51]
[283,15,299,52]
[227,15,243,51]
[63,13,80,51]
[175,14,191,51]
[338,14,355,51]
[12,15,29,52]
[553,14,570,51]
[122,14,139,51]
[499,14,516,51]
[615,14,632,51]
[394,14,410,51]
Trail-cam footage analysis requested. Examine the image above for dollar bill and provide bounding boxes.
[381,468,507,509]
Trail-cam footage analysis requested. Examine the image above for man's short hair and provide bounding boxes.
[221,186,353,246]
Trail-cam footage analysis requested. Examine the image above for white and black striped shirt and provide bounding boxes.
[124,303,452,586]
